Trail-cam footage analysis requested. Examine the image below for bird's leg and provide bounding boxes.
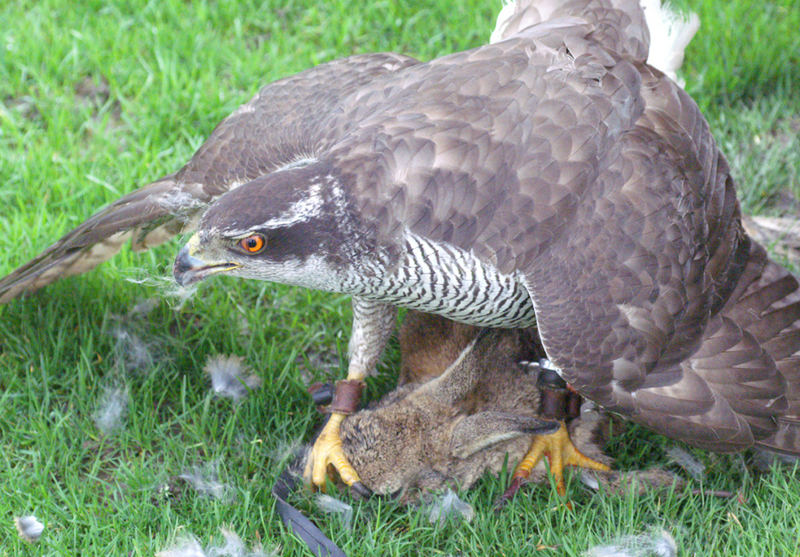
[499,365,609,503]
[304,297,396,493]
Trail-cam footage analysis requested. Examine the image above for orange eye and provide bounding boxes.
[239,234,266,253]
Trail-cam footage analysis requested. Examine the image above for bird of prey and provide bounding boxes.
[2,0,800,497]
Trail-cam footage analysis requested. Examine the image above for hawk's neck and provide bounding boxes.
[342,230,537,328]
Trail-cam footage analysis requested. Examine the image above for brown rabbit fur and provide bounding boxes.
[321,311,682,502]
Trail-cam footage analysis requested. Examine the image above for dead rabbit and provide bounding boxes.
[308,311,681,502]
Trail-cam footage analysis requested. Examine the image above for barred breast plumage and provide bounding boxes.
[342,230,537,328]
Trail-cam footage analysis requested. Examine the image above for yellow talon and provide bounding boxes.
[304,412,362,490]
[513,421,610,496]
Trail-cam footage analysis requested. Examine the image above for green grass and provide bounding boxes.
[1,0,799,555]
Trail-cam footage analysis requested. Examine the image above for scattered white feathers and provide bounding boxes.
[124,274,199,308]
[581,469,602,491]
[427,489,475,526]
[106,298,166,373]
[93,384,129,434]
[179,461,236,503]
[158,537,206,557]
[156,528,272,557]
[92,302,161,435]
[641,0,700,86]
[315,494,354,530]
[108,321,159,372]
[204,355,263,402]
[584,529,677,557]
[15,515,44,543]
[665,445,706,480]
[129,296,159,316]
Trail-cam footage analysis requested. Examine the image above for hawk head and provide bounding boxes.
[173,161,357,292]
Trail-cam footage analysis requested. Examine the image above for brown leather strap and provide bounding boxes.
[328,379,364,415]
[539,387,568,420]
[537,364,568,420]
[566,391,582,420]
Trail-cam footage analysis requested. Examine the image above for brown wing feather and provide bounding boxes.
[728,248,800,454]
[0,53,420,304]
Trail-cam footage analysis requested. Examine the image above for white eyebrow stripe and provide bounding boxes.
[220,228,259,239]
[258,181,324,229]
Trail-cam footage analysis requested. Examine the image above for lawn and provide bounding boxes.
[1,0,799,555]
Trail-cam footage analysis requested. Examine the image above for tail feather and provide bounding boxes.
[757,303,800,343]
[660,239,800,456]
[0,176,205,304]
[737,275,799,324]
[765,330,800,361]
[724,241,800,454]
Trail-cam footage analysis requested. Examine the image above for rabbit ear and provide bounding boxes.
[419,328,503,405]
[449,412,560,459]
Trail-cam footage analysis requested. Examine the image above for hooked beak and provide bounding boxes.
[173,237,241,286]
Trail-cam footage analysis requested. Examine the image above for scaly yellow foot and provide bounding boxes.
[501,422,610,503]
[304,412,370,496]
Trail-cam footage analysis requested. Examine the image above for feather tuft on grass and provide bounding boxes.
[580,469,601,491]
[583,528,677,557]
[179,461,236,503]
[108,323,157,372]
[204,355,263,402]
[156,528,273,557]
[15,515,44,543]
[104,300,171,374]
[315,494,353,530]
[93,384,129,434]
[129,297,159,317]
[665,445,706,480]
[156,536,206,557]
[427,489,474,525]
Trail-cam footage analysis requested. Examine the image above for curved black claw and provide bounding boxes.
[350,481,373,500]
[494,476,529,511]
